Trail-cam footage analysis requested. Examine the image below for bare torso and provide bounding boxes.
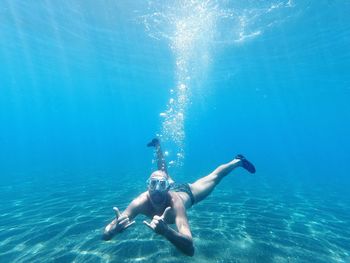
[133,191,191,224]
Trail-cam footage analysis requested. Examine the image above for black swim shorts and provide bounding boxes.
[170,183,195,205]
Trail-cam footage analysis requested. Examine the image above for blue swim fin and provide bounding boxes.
[236,154,256,174]
[147,138,160,147]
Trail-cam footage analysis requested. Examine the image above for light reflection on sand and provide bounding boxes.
[0,175,349,262]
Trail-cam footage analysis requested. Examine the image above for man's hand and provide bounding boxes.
[104,207,135,238]
[143,207,171,235]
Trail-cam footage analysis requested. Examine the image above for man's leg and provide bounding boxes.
[147,138,175,183]
[190,155,255,204]
[147,138,167,172]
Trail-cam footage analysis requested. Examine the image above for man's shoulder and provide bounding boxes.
[129,192,150,214]
[135,191,149,203]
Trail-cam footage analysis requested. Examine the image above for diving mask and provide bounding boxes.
[147,178,170,191]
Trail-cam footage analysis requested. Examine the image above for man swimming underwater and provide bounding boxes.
[102,138,255,256]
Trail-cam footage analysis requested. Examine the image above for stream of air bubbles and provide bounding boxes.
[141,0,294,168]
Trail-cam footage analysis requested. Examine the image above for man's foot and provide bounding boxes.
[236,154,256,174]
[147,138,160,147]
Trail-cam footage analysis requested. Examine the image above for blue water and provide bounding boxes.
[1,1,350,262]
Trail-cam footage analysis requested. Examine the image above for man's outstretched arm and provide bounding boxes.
[102,207,135,240]
[162,220,194,256]
[102,192,147,240]
[143,202,194,256]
